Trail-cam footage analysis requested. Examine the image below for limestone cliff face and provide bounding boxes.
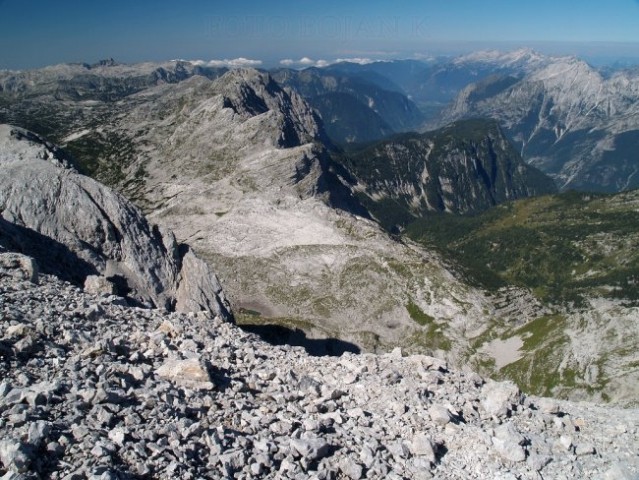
[440,56,639,192]
[0,125,231,318]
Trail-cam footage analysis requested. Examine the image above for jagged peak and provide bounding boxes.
[212,68,328,148]
[89,58,118,68]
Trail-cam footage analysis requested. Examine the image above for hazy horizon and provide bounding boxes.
[1,0,639,70]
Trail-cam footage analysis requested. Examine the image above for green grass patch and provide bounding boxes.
[509,314,567,351]
[407,330,452,353]
[407,300,435,326]
[405,300,451,352]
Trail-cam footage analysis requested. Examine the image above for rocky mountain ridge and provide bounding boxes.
[0,124,231,318]
[440,54,639,192]
[340,119,556,230]
[310,50,639,193]
[0,60,227,102]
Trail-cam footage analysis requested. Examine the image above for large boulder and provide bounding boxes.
[0,125,231,319]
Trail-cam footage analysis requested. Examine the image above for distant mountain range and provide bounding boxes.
[270,67,425,144]
[2,50,639,193]
[310,49,639,193]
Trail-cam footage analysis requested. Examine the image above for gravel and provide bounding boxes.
[0,258,638,479]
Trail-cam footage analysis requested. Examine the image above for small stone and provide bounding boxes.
[72,425,90,441]
[429,405,452,426]
[303,418,321,432]
[0,382,11,399]
[559,435,573,451]
[339,458,364,479]
[0,439,32,473]
[108,428,126,446]
[250,463,264,476]
[298,375,321,395]
[492,423,526,463]
[155,358,213,390]
[27,421,51,447]
[290,436,331,461]
[0,253,38,283]
[156,320,181,337]
[1,388,26,406]
[342,373,358,385]
[574,443,595,456]
[220,449,247,472]
[84,275,116,296]
[536,397,560,414]
[410,433,436,464]
[359,446,376,468]
[347,407,366,418]
[387,440,411,460]
[4,324,31,338]
[481,380,521,418]
[388,401,407,415]
[90,444,109,458]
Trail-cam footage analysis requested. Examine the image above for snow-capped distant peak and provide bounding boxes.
[453,48,551,70]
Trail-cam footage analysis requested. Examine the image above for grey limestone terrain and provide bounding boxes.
[1,57,639,406]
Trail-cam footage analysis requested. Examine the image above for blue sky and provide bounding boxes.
[1,0,639,69]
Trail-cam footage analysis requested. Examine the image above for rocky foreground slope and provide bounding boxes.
[0,106,637,479]
[1,258,639,479]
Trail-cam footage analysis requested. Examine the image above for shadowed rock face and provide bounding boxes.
[342,119,557,229]
[0,124,232,319]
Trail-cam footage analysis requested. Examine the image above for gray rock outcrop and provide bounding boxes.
[0,124,231,318]
[0,253,38,284]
